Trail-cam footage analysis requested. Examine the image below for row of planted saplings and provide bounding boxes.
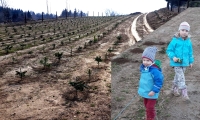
[0,28,105,56]
[74,34,121,59]
[1,23,96,45]
[10,33,124,67]
[2,16,105,33]
[3,16,117,42]
[51,20,124,53]
[15,51,101,83]
[0,18,120,54]
[67,46,120,100]
[0,18,114,41]
[16,38,110,71]
[1,16,118,43]
[14,32,125,101]
[76,19,125,52]
[1,33,75,55]
[2,27,104,54]
[51,47,117,101]
[1,15,125,44]
[5,18,124,65]
[75,31,123,60]
[58,34,124,100]
[68,34,123,100]
[0,19,116,55]
[15,51,63,81]
[54,23,121,58]
[0,17,124,56]
[74,25,121,53]
[68,56,104,100]
[7,15,122,42]
[3,19,96,38]
[61,16,126,99]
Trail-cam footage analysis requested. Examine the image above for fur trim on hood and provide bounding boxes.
[173,32,191,39]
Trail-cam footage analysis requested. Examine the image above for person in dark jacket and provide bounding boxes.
[138,46,164,120]
[166,21,194,102]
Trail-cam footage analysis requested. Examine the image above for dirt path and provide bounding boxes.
[111,7,200,120]
[143,13,154,33]
[131,14,142,41]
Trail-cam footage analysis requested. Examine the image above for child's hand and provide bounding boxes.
[148,91,155,96]
[173,57,178,62]
[189,64,193,68]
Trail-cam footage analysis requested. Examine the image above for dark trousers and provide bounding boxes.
[144,98,157,120]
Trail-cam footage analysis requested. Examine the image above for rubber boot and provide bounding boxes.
[173,86,180,97]
[181,88,191,103]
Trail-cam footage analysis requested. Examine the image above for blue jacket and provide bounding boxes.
[138,63,164,99]
[166,36,194,67]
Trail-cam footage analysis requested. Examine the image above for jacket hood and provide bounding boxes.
[173,32,191,39]
[140,63,162,72]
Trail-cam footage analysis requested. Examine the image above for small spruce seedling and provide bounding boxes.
[16,68,27,81]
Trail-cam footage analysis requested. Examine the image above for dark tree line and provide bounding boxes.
[0,6,87,23]
[60,8,87,18]
[0,7,26,23]
[165,0,200,12]
[0,7,56,23]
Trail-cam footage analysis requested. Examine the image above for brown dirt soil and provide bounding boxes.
[111,8,200,120]
[146,8,178,30]
[0,14,138,119]
[1,7,198,120]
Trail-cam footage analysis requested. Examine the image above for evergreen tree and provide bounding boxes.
[74,8,77,18]
[27,10,32,20]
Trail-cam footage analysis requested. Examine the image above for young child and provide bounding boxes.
[166,21,194,102]
[138,46,164,120]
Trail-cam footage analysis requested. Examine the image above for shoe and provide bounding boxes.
[172,86,180,97]
[183,95,191,103]
[173,90,180,97]
[181,88,191,103]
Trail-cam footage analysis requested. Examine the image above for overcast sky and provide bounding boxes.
[8,0,167,16]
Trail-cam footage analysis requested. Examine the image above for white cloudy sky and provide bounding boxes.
[8,0,167,16]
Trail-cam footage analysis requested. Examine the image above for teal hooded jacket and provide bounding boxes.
[138,61,164,99]
[166,36,194,67]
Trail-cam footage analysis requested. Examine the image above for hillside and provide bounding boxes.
[111,7,200,120]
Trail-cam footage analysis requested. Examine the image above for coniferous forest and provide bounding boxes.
[0,6,87,23]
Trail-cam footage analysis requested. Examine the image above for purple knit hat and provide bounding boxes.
[179,21,190,31]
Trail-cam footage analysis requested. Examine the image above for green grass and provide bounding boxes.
[115,96,125,102]
[121,90,129,94]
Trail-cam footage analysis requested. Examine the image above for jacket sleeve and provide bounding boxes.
[140,64,143,72]
[166,38,176,59]
[189,40,194,64]
[151,69,164,93]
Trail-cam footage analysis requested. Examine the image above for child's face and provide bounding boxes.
[179,29,189,38]
[142,58,153,67]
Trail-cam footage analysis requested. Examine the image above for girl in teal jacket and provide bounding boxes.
[166,21,194,102]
